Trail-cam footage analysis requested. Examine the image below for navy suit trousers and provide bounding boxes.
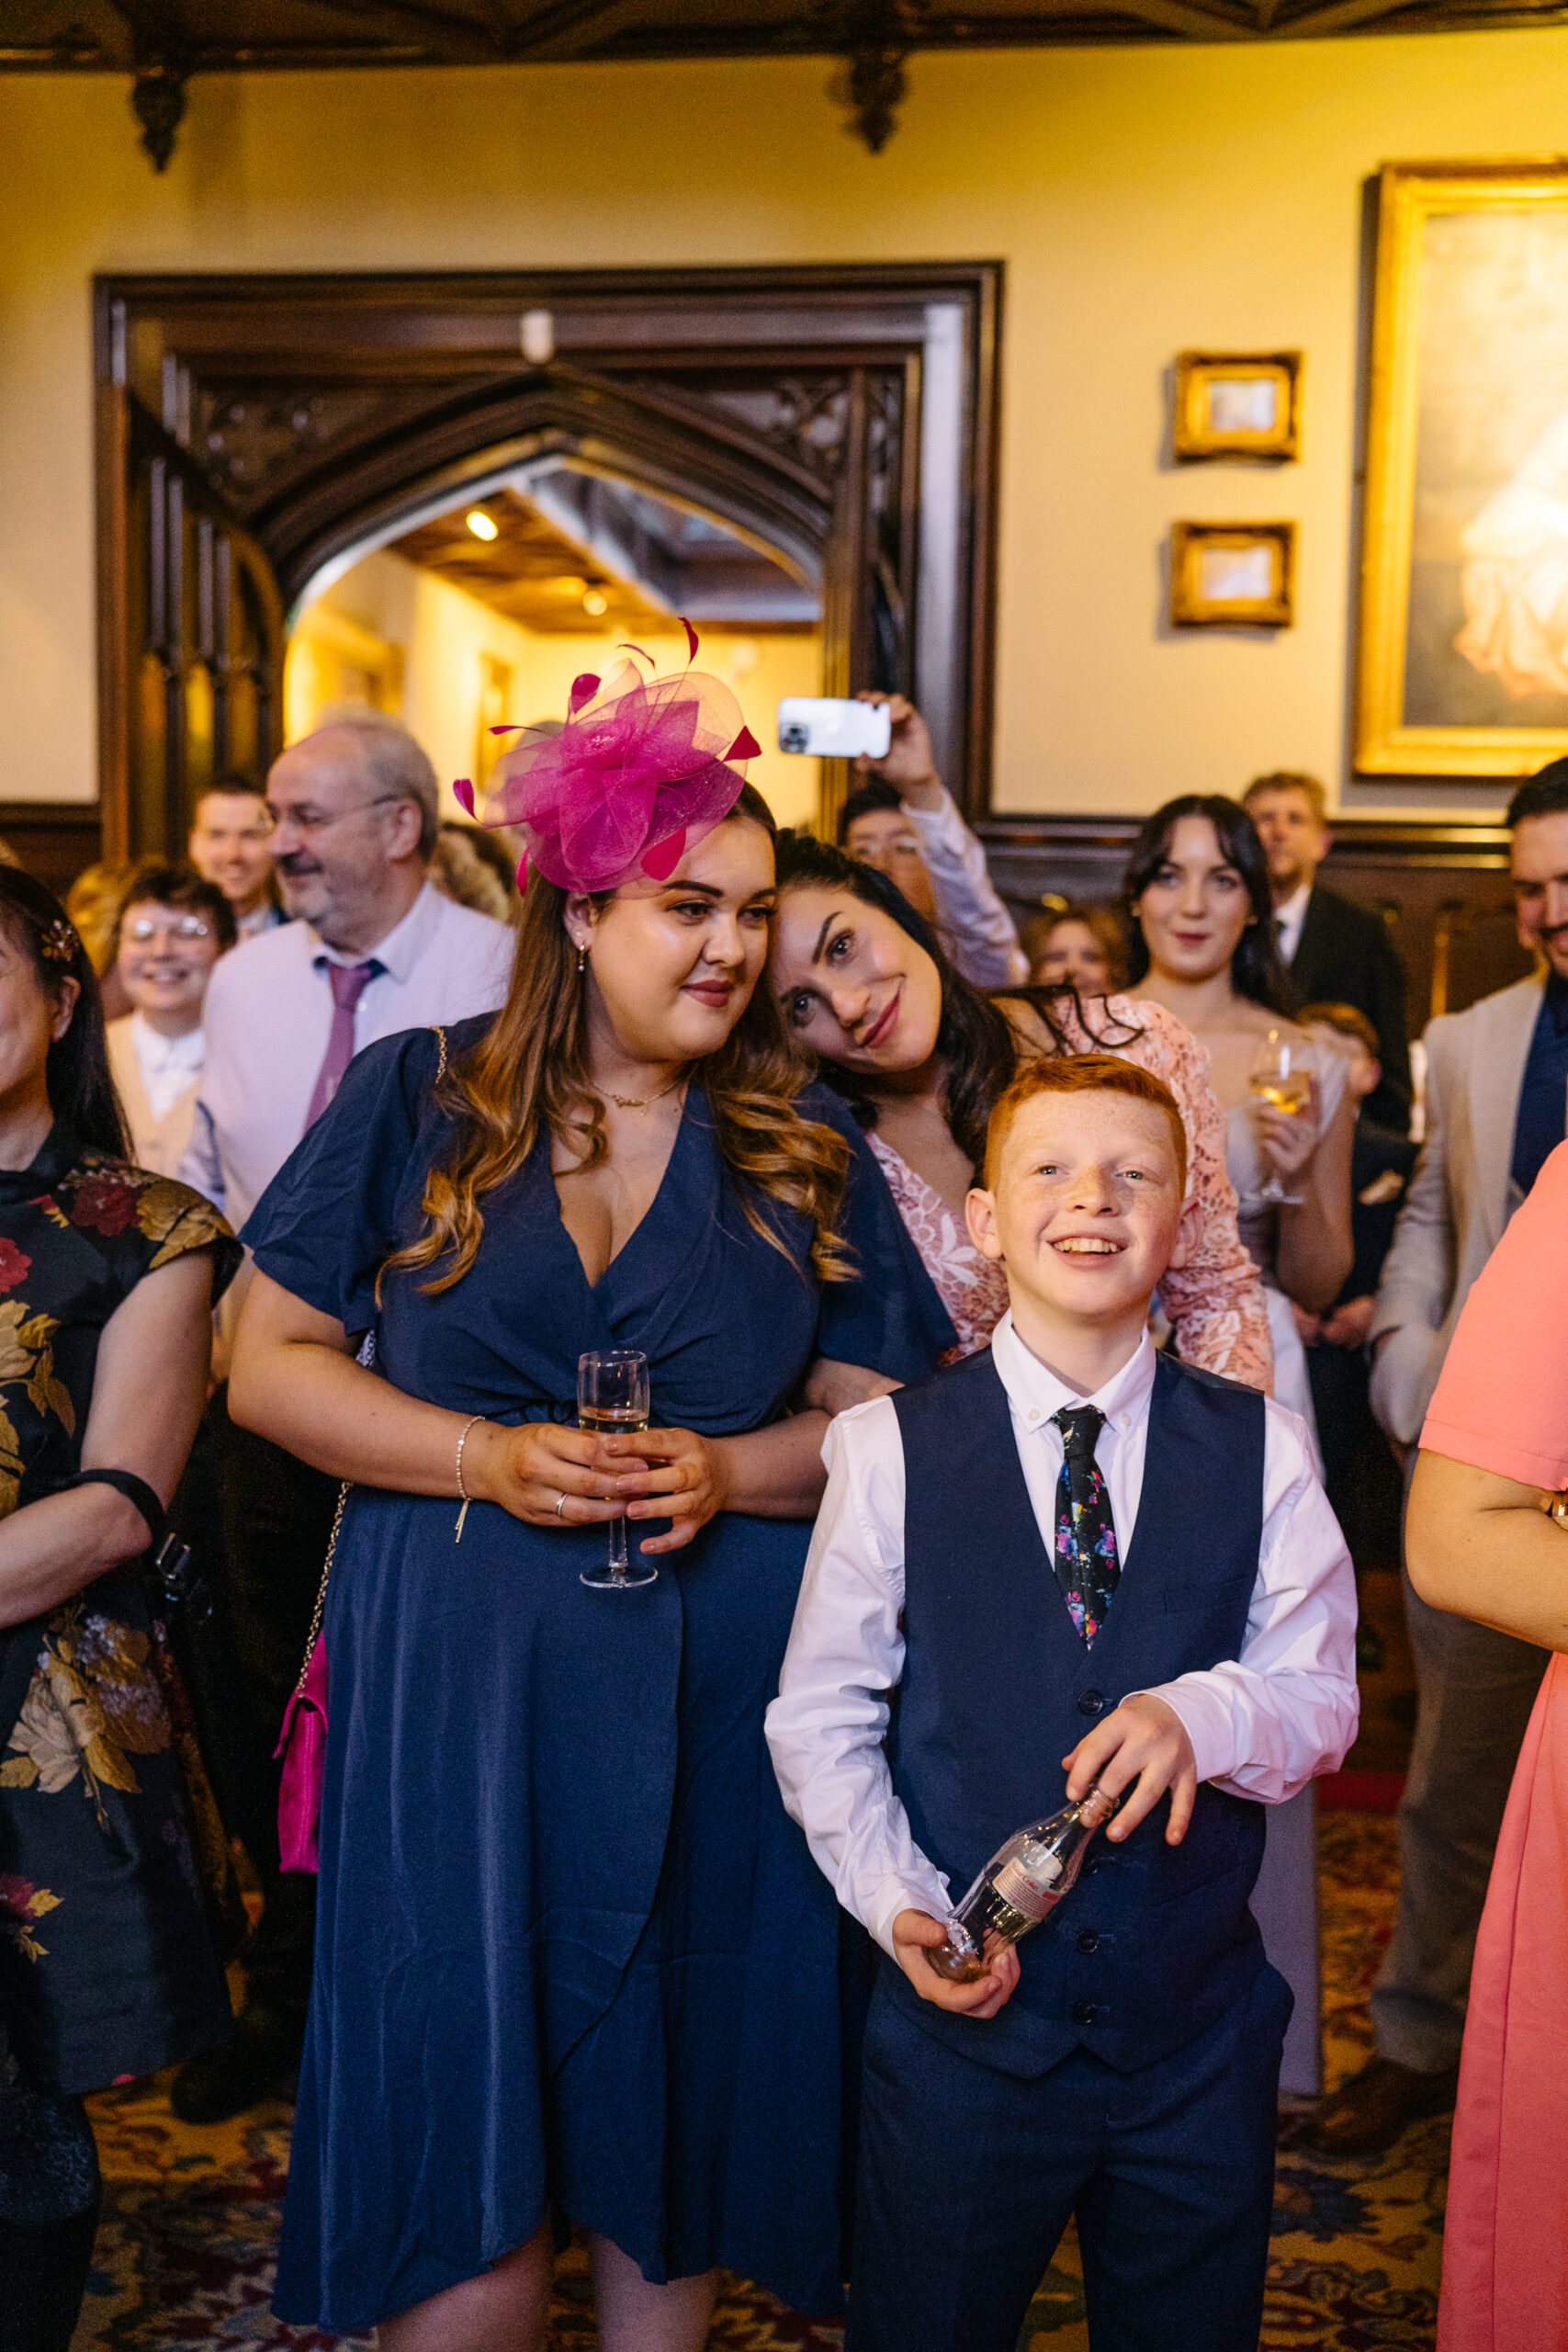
[846,1960,1292,2352]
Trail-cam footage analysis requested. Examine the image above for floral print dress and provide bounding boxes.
[0,1125,239,2224]
[867,994,1275,1390]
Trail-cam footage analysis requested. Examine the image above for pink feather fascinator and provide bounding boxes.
[451,622,762,894]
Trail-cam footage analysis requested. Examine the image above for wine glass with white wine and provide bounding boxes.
[577,1349,655,1590]
[1247,1028,1314,1207]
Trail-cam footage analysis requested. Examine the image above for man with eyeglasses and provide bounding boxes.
[1311,764,1568,2157]
[174,715,511,2124]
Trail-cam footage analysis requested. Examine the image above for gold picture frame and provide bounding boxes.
[1169,522,1295,628]
[1173,352,1303,461]
[1356,161,1568,776]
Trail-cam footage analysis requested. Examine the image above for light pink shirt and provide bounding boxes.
[180,881,512,1229]
[765,1317,1359,1954]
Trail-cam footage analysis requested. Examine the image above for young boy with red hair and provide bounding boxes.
[768,1056,1359,2352]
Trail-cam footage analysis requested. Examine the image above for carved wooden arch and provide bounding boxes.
[96,266,1000,857]
[257,371,840,610]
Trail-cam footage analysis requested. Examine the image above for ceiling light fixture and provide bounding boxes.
[466,510,498,541]
[582,590,608,616]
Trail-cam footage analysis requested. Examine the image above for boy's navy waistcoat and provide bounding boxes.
[887,1344,1269,2079]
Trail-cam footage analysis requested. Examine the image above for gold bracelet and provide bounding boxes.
[454,1414,487,1544]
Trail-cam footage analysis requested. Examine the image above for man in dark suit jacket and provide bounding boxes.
[1244,772,1413,1135]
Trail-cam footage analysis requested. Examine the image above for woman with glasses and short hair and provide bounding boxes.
[105,864,236,1178]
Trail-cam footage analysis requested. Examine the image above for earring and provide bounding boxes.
[576,942,587,974]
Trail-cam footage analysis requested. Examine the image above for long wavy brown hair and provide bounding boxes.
[388,788,854,1293]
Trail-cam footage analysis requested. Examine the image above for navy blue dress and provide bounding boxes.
[243,1019,944,2332]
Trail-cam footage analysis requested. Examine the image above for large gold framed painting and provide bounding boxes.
[1357,162,1568,775]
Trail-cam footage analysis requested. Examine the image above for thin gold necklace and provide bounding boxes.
[605,1072,687,1112]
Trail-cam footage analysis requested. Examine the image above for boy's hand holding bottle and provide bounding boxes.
[1063,1690,1197,1846]
[895,1692,1198,2019]
[893,1910,1021,2017]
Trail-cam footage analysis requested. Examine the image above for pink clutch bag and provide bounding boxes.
[273,1475,350,1876]
[275,1634,330,1874]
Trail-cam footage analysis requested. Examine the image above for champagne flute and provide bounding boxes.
[577,1350,655,1591]
[1247,1028,1314,1207]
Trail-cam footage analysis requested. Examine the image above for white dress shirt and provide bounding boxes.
[1272,881,1312,968]
[128,1012,204,1120]
[765,1316,1359,1957]
[904,787,1031,989]
[180,880,512,1228]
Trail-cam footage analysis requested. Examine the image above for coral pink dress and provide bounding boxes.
[1422,1139,1568,2352]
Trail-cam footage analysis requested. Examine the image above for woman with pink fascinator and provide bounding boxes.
[228,637,943,2350]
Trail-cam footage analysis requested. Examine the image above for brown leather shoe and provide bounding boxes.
[1307,2055,1461,2156]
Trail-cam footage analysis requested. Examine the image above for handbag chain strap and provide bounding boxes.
[288,1023,449,1701]
[294,1478,349,1696]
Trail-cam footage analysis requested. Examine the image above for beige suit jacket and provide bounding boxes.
[1369,974,1545,1446]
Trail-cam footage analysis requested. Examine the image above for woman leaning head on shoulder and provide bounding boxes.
[767,823,1274,1391]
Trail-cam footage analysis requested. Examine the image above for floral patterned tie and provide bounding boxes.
[1051,1404,1121,1644]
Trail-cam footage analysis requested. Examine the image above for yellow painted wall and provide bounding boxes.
[7,36,1568,817]
[288,549,824,829]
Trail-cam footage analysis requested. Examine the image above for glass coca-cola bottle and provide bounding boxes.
[926,1784,1118,1984]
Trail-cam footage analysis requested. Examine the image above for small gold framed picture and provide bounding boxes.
[1173,352,1303,461]
[1169,522,1295,628]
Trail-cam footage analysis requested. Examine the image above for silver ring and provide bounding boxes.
[555,1491,568,1520]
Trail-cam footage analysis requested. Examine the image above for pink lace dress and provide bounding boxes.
[867,993,1273,1391]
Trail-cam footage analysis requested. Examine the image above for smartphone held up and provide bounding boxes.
[776,698,892,761]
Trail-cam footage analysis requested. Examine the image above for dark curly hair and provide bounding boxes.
[1122,795,1294,1015]
[0,867,127,1158]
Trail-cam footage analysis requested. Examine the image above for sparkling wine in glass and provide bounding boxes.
[578,1350,655,1591]
[1247,1028,1313,1207]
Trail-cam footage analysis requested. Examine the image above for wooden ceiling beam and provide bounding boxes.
[499,0,649,60]
[279,0,509,59]
[1082,0,1257,34]
[1272,0,1419,30]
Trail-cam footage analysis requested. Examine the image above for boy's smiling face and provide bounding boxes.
[966,1091,1196,1370]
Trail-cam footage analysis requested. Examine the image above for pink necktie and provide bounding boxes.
[304,960,380,1129]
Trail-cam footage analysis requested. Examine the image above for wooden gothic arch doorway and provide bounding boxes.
[95,266,1001,859]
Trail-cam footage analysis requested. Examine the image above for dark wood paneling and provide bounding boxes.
[980,814,1534,1028]
[0,807,105,899]
[96,266,1002,853]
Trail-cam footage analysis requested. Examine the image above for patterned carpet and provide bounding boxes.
[72,1808,1442,2352]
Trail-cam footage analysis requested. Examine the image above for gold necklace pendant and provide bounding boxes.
[606,1074,686,1112]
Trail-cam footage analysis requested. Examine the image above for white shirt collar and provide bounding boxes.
[129,1011,204,1071]
[310,876,440,983]
[1273,880,1312,960]
[990,1312,1157,1438]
